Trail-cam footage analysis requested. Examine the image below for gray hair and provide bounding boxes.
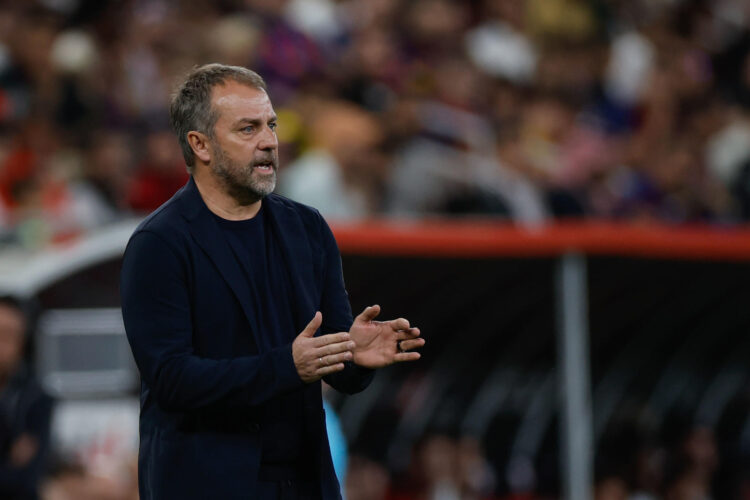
[169,63,267,172]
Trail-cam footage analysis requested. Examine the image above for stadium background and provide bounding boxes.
[1,0,750,498]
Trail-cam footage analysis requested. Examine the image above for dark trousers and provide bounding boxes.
[256,479,322,500]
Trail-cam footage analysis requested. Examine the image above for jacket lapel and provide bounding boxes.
[178,177,266,350]
[264,195,317,333]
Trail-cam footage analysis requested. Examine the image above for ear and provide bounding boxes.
[187,131,212,164]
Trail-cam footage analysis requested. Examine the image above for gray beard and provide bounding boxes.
[211,143,277,206]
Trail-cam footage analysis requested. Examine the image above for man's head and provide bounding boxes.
[0,297,26,377]
[170,64,279,205]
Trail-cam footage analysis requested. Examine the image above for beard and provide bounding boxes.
[210,141,278,206]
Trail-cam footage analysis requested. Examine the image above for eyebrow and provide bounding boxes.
[234,116,278,127]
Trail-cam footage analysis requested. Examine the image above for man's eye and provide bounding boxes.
[269,122,278,131]
[241,126,254,133]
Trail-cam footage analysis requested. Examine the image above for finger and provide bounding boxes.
[394,352,421,362]
[355,304,381,323]
[396,328,421,340]
[300,312,322,338]
[316,363,345,376]
[322,351,353,366]
[316,340,356,357]
[312,332,351,347]
[389,317,410,331]
[398,338,425,351]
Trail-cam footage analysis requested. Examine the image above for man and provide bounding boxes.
[0,297,53,500]
[120,64,424,499]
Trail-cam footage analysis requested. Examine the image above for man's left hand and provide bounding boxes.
[349,305,424,368]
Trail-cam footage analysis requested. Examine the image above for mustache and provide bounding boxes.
[252,154,278,166]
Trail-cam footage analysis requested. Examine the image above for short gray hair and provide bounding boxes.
[169,63,267,172]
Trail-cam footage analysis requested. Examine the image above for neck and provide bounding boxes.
[193,167,262,220]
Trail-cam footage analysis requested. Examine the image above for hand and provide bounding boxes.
[349,305,424,369]
[293,312,356,383]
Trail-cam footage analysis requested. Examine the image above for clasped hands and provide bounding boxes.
[293,305,424,383]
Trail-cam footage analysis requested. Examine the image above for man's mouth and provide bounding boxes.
[253,161,275,173]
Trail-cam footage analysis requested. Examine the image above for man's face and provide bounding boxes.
[208,81,279,205]
[0,305,24,376]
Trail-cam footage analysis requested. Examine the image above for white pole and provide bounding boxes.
[557,253,593,500]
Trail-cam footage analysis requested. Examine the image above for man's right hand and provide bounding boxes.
[292,312,355,383]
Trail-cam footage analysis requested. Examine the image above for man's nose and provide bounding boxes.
[258,125,278,151]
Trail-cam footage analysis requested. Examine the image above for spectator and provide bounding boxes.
[278,100,387,220]
[346,454,391,500]
[0,296,53,500]
[125,128,188,213]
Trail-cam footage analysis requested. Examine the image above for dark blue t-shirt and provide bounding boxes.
[213,203,306,468]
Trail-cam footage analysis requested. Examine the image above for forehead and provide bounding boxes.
[211,81,274,124]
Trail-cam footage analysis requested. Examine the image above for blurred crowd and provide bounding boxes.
[1,0,750,248]
[345,420,735,500]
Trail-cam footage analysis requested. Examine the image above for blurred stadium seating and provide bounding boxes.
[3,222,750,498]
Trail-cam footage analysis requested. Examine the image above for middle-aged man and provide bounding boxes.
[120,64,425,500]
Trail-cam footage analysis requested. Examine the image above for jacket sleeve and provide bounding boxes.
[316,217,375,394]
[121,230,305,412]
[0,387,53,497]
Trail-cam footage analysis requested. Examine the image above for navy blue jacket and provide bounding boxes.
[120,177,373,499]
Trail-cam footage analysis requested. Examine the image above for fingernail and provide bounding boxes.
[348,342,356,349]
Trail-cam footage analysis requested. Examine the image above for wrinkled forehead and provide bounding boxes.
[211,81,274,124]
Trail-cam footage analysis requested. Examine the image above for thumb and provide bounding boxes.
[356,304,381,323]
[301,311,322,337]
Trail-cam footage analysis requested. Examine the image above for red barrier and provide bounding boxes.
[331,220,750,261]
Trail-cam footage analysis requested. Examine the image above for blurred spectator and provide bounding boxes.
[40,458,138,500]
[660,425,717,500]
[346,454,391,500]
[285,0,345,46]
[384,79,547,222]
[209,14,261,69]
[465,0,537,84]
[1,0,750,235]
[79,130,131,215]
[0,296,53,500]
[402,0,470,58]
[390,432,496,500]
[457,436,496,500]
[398,432,463,500]
[594,476,628,500]
[125,128,188,213]
[248,0,327,104]
[278,99,387,219]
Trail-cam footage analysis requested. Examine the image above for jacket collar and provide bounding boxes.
[178,177,265,348]
[263,191,316,332]
[176,177,317,345]
[179,176,210,222]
